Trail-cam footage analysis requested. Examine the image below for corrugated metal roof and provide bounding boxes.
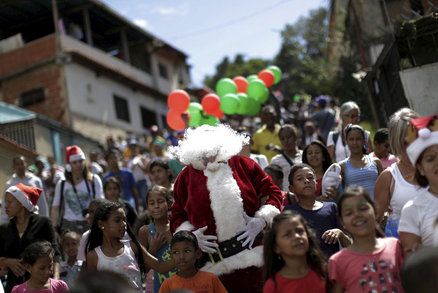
[0,101,36,124]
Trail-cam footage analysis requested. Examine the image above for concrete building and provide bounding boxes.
[0,0,191,143]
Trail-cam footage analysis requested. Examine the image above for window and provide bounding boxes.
[113,95,131,122]
[158,62,168,79]
[140,106,157,129]
[19,88,45,107]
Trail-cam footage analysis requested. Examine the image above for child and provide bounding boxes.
[285,163,351,257]
[399,115,438,255]
[149,160,173,190]
[263,211,327,293]
[12,241,68,293]
[159,231,227,293]
[138,185,177,293]
[329,186,404,293]
[104,176,138,228]
[369,128,398,170]
[60,231,82,287]
[85,200,175,292]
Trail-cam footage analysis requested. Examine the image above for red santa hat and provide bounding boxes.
[65,145,86,172]
[406,115,438,165]
[5,183,42,212]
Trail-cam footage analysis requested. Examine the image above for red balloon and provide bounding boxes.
[201,93,221,114]
[211,108,224,119]
[258,70,275,87]
[167,90,190,112]
[233,76,248,93]
[166,110,186,130]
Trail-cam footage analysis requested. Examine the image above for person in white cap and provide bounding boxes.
[0,183,61,293]
[51,145,104,235]
[399,114,438,256]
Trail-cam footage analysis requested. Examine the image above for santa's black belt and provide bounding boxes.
[201,232,263,265]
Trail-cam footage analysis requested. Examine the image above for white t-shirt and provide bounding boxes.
[398,189,438,247]
[270,150,303,192]
[250,153,269,170]
[327,131,350,163]
[52,176,104,221]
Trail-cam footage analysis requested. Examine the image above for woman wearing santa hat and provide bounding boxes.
[51,145,104,235]
[399,114,438,256]
[0,183,61,293]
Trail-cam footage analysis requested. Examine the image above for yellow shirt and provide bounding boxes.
[159,271,228,293]
[252,124,282,161]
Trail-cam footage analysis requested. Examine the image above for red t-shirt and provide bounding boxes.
[263,269,326,293]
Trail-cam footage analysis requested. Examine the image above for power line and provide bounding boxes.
[171,0,292,40]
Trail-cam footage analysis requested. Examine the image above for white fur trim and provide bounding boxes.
[407,131,438,165]
[69,153,85,162]
[175,221,195,233]
[5,186,35,212]
[255,204,281,227]
[201,245,263,275]
[204,164,246,241]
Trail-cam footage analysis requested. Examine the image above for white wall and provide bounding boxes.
[399,62,438,116]
[63,63,168,137]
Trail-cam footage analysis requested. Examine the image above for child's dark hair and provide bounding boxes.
[171,230,199,251]
[22,241,54,266]
[263,211,327,283]
[86,199,146,274]
[103,176,121,192]
[337,186,384,237]
[279,124,299,140]
[373,128,389,144]
[345,124,365,139]
[149,159,173,182]
[302,141,333,173]
[264,164,283,180]
[288,163,315,187]
[147,185,173,207]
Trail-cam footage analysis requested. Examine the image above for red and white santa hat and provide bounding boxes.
[5,183,42,212]
[65,145,86,172]
[406,115,438,165]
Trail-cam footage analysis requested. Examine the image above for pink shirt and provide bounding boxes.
[328,238,404,293]
[370,152,398,170]
[263,269,326,293]
[12,279,68,293]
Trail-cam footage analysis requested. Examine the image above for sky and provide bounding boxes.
[103,0,328,87]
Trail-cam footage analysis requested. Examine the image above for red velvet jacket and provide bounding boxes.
[170,155,283,236]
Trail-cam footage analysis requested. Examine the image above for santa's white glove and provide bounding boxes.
[237,214,266,249]
[322,163,342,194]
[192,226,218,253]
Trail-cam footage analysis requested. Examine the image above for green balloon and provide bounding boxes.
[293,94,301,102]
[188,102,202,127]
[215,78,237,97]
[247,79,268,103]
[237,93,249,115]
[247,74,258,82]
[267,65,282,84]
[201,115,220,126]
[220,93,239,115]
[246,97,261,116]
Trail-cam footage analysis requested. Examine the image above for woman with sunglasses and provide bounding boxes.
[374,108,421,238]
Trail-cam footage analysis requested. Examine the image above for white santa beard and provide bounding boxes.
[204,163,247,242]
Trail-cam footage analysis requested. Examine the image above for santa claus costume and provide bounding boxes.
[170,124,283,292]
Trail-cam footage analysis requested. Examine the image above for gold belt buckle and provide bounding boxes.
[207,248,224,264]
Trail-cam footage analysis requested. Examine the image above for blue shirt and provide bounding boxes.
[104,169,136,207]
[285,201,341,257]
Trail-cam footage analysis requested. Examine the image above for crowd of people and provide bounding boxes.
[0,95,437,293]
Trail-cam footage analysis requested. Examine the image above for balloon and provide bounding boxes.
[166,110,186,130]
[258,69,275,87]
[201,115,220,126]
[201,93,220,114]
[233,76,248,93]
[246,97,261,116]
[211,108,224,119]
[215,78,237,97]
[220,93,239,115]
[188,102,202,127]
[267,65,282,84]
[247,79,269,103]
[237,93,249,115]
[167,90,190,112]
[293,94,301,102]
[247,74,258,82]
